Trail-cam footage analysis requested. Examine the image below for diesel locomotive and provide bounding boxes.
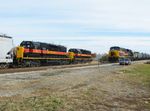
[108,46,150,62]
[68,48,92,63]
[13,41,93,67]
[0,35,93,68]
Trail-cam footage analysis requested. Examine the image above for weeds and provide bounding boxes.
[0,96,64,111]
[122,64,150,88]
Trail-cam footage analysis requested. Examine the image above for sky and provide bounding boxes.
[0,0,150,53]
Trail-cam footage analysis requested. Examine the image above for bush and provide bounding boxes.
[99,54,108,63]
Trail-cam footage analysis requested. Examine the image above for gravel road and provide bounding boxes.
[0,61,149,111]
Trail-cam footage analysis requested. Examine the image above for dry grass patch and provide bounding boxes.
[121,64,150,87]
[0,95,64,111]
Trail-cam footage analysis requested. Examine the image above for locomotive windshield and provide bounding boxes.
[20,41,34,48]
[69,49,80,54]
[110,47,120,50]
[69,48,91,54]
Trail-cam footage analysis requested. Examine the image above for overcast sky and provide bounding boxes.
[0,0,150,53]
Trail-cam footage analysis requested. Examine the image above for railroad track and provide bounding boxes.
[0,60,148,74]
[0,62,100,74]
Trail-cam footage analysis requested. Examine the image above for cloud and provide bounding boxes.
[1,0,150,31]
[0,0,150,53]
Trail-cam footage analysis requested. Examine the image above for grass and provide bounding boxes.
[122,64,150,88]
[63,87,106,111]
[0,64,150,111]
[0,96,64,111]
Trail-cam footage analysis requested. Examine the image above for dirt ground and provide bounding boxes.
[0,62,149,111]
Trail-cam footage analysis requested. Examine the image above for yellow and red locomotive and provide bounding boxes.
[14,41,93,67]
[108,46,133,62]
[68,48,92,63]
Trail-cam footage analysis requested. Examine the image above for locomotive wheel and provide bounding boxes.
[59,61,64,65]
[29,61,40,67]
[65,61,70,65]
[21,62,27,68]
[34,61,41,67]
[21,60,41,67]
[3,64,9,69]
[21,61,31,67]
[0,64,9,69]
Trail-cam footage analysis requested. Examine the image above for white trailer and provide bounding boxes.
[0,35,14,68]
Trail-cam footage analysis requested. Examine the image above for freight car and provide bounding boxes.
[134,52,150,60]
[0,35,14,68]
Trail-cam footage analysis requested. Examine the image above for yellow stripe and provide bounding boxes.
[23,57,70,60]
[75,58,92,60]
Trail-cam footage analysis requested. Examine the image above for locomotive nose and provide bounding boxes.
[111,52,115,56]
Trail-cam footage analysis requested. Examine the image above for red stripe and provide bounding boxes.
[24,48,30,53]
[119,51,128,56]
[42,50,47,54]
[32,49,42,53]
[24,48,67,55]
[76,54,92,57]
[47,50,67,55]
